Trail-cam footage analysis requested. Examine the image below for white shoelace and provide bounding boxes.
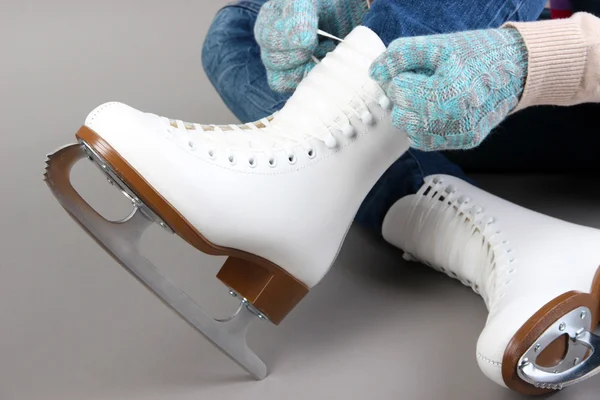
[162,30,390,165]
[269,30,392,147]
[401,177,516,309]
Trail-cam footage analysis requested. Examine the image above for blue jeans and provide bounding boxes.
[362,0,546,46]
[201,0,547,232]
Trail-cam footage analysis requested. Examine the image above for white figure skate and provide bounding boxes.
[44,26,408,380]
[382,174,600,395]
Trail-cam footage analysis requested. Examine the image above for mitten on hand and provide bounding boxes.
[255,0,368,92]
[369,28,528,151]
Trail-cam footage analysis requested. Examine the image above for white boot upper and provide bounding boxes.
[83,27,409,289]
[382,174,600,387]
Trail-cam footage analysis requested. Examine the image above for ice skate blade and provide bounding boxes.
[44,143,268,380]
[502,268,600,395]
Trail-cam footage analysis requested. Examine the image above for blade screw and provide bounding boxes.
[559,322,566,332]
[580,311,587,319]
[534,344,541,353]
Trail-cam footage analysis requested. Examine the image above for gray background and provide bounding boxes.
[1,1,599,399]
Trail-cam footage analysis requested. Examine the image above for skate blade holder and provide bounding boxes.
[44,142,268,380]
[518,306,600,390]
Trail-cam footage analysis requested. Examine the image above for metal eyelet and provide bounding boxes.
[287,154,297,165]
[248,157,257,168]
[307,148,316,159]
[268,157,277,168]
[228,155,237,165]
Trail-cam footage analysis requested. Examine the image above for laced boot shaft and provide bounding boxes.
[397,176,515,310]
[73,26,411,326]
[154,30,392,173]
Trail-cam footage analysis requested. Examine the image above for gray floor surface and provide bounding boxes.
[1,1,599,399]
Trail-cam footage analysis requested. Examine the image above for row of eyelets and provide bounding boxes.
[174,92,393,167]
[187,139,312,167]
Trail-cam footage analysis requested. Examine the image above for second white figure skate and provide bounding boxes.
[44,26,408,379]
[382,174,600,395]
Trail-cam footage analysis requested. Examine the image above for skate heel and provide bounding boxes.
[217,257,308,324]
[503,267,600,394]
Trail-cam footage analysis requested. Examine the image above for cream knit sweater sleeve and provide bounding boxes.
[503,12,600,111]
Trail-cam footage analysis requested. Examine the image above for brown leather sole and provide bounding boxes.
[502,266,600,395]
[76,125,309,325]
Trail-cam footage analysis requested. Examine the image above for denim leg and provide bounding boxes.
[201,1,291,123]
[362,0,547,45]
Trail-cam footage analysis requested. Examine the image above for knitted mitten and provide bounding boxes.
[369,28,529,151]
[255,0,369,93]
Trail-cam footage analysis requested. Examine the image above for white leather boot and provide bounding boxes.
[47,26,407,324]
[382,174,600,395]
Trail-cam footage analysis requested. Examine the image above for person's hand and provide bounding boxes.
[255,0,368,93]
[369,28,529,151]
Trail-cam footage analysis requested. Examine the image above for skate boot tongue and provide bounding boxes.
[271,27,387,147]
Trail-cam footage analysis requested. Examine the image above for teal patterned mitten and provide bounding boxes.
[255,0,369,92]
[369,28,529,151]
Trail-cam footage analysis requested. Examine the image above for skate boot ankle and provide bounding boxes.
[382,174,600,395]
[44,26,408,379]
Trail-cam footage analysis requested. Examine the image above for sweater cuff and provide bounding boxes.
[502,18,588,111]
